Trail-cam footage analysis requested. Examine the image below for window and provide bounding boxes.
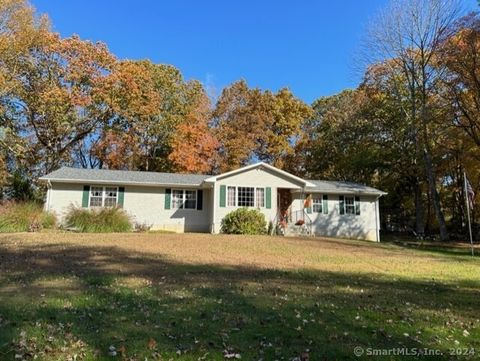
[238,187,254,207]
[184,190,197,209]
[226,186,266,208]
[172,189,184,209]
[172,189,197,210]
[227,186,236,206]
[89,186,103,207]
[256,188,265,207]
[89,186,118,207]
[104,187,118,207]
[312,196,322,213]
[345,196,355,214]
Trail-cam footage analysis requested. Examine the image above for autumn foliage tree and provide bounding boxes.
[439,12,480,147]
[213,80,311,172]
[4,31,115,175]
[0,0,48,188]
[168,90,219,173]
[89,60,209,172]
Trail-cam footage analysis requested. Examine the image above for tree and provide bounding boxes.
[90,130,140,170]
[0,0,49,97]
[91,60,206,172]
[256,88,312,168]
[361,61,429,236]
[168,89,219,173]
[365,0,462,241]
[0,0,48,191]
[213,80,311,172]
[299,88,394,181]
[213,80,262,171]
[90,59,164,171]
[439,12,480,147]
[6,32,115,175]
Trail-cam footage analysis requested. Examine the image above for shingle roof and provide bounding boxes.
[40,167,210,186]
[306,180,386,195]
[40,166,386,195]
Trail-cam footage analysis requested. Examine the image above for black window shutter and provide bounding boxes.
[197,190,203,210]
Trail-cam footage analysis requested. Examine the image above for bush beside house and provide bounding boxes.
[221,208,267,235]
[0,202,56,232]
[65,206,132,233]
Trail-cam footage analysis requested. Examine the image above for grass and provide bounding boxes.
[65,206,132,233]
[0,233,479,360]
[0,202,56,232]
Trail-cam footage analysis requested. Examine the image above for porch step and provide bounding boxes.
[283,224,311,237]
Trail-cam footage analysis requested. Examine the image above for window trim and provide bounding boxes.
[88,185,119,208]
[225,185,266,208]
[170,188,198,210]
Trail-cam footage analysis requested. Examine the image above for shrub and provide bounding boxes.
[65,206,132,233]
[0,201,57,232]
[134,222,152,232]
[221,208,267,235]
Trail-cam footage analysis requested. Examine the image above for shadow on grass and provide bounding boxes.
[0,238,479,360]
[381,236,480,260]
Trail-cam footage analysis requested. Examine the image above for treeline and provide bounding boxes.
[0,0,479,240]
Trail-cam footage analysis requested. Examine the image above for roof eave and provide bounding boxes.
[297,188,387,196]
[38,177,207,188]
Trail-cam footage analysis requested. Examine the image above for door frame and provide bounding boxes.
[277,188,293,222]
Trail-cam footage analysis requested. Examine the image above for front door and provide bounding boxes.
[277,188,292,222]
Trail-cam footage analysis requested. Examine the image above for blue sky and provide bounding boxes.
[32,0,477,104]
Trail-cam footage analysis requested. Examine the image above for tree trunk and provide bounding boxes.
[414,179,425,237]
[423,148,449,241]
[426,187,431,235]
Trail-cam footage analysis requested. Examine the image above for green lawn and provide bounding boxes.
[0,233,479,360]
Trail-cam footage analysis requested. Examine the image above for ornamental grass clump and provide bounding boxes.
[65,206,132,233]
[0,201,57,232]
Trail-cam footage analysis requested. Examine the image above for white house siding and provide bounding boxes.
[211,167,305,233]
[46,182,84,220]
[44,165,383,241]
[124,186,211,232]
[46,182,211,233]
[291,192,380,241]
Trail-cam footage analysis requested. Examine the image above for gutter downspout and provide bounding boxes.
[211,182,216,234]
[45,180,52,212]
[374,195,381,242]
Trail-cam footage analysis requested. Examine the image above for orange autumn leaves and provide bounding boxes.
[1,0,314,176]
[90,60,219,173]
[168,92,219,174]
[213,80,312,173]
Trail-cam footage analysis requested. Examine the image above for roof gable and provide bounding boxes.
[204,162,315,187]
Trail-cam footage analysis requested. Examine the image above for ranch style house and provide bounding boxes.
[40,162,386,241]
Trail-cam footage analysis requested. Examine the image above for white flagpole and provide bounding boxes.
[464,171,474,257]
